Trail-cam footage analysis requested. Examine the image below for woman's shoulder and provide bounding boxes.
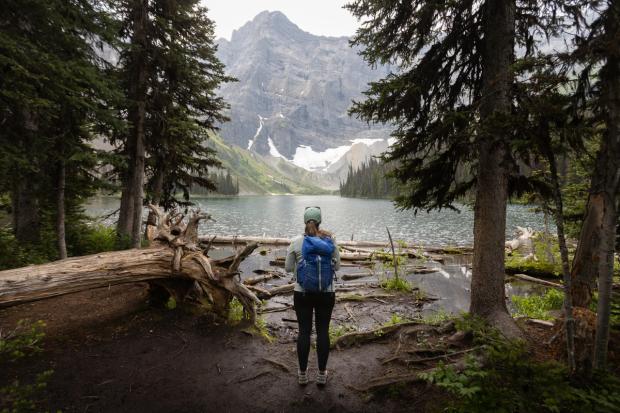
[289,235,304,250]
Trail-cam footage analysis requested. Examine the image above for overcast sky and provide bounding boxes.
[202,0,360,40]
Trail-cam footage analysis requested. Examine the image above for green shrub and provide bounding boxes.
[0,320,54,413]
[511,288,564,320]
[329,324,356,342]
[384,313,409,327]
[505,251,562,277]
[227,297,246,324]
[380,276,413,292]
[68,223,118,256]
[420,314,620,413]
[0,218,128,271]
[421,308,454,325]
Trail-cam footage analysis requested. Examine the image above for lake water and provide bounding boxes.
[86,195,548,246]
[86,195,550,316]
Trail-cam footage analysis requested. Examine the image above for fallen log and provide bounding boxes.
[202,235,464,252]
[243,271,283,286]
[506,273,563,289]
[267,283,295,296]
[340,272,372,281]
[251,283,296,300]
[340,252,374,261]
[0,205,260,322]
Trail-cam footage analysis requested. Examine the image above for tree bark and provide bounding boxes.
[469,0,521,338]
[0,206,261,322]
[118,0,149,248]
[12,179,40,245]
[117,153,135,241]
[56,159,67,260]
[593,2,620,369]
[570,194,608,308]
[145,167,164,240]
[540,122,576,372]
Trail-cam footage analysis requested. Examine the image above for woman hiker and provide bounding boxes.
[285,206,340,386]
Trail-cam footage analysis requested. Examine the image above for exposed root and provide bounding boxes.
[260,357,291,373]
[333,322,437,349]
[336,292,395,302]
[351,372,428,393]
[382,346,482,365]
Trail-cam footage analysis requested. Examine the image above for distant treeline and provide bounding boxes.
[339,158,397,199]
[208,170,239,195]
[192,170,239,195]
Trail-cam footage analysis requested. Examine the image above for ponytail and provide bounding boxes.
[305,221,332,238]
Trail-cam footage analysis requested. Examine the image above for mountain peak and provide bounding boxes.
[253,10,290,23]
[231,10,308,43]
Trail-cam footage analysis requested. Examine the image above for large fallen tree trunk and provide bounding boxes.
[0,205,261,321]
[202,235,441,250]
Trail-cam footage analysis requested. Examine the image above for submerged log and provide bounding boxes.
[0,205,260,321]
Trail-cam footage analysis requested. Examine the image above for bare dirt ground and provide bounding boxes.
[1,283,447,413]
[3,247,615,413]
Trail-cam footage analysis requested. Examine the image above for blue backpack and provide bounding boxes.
[297,235,335,292]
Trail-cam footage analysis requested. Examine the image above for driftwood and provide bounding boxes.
[243,271,284,286]
[250,283,296,300]
[0,205,260,321]
[340,272,372,281]
[507,273,563,289]
[270,257,371,268]
[505,226,536,258]
[201,235,469,255]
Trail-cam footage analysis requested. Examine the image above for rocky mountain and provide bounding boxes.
[216,11,392,175]
[206,134,332,195]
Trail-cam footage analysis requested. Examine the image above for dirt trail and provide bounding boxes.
[1,283,444,413]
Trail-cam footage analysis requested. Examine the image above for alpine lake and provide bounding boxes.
[86,195,552,325]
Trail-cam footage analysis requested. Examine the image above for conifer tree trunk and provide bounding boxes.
[118,0,149,248]
[56,159,67,260]
[12,180,40,245]
[540,123,576,372]
[593,1,620,369]
[470,0,521,338]
[117,146,135,240]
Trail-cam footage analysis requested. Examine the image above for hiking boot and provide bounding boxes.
[298,369,308,385]
[316,370,327,386]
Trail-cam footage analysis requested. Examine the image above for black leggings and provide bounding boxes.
[294,291,336,372]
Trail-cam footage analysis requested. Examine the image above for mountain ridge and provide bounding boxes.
[215,10,392,172]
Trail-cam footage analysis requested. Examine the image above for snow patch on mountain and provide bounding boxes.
[289,138,394,172]
[350,138,385,146]
[291,144,351,171]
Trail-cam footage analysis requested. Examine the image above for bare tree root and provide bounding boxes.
[333,322,437,349]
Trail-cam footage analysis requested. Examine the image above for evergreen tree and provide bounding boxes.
[145,0,233,210]
[340,158,397,199]
[345,0,577,336]
[565,0,620,370]
[115,0,149,247]
[0,0,121,256]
